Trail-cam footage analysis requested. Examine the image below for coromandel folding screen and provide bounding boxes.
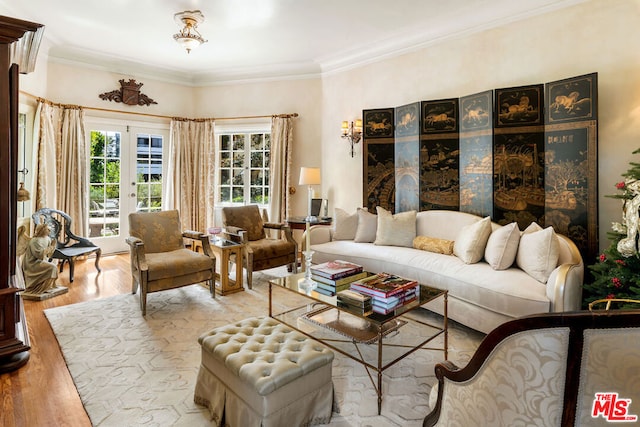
[395,102,421,212]
[361,72,598,262]
[544,73,598,263]
[459,90,494,217]
[420,98,459,211]
[363,108,395,212]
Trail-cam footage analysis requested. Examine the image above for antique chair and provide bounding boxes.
[32,208,102,282]
[221,205,298,288]
[424,310,640,427]
[126,210,216,315]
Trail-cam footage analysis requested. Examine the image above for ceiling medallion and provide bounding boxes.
[99,79,157,106]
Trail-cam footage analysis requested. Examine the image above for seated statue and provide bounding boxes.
[21,223,60,294]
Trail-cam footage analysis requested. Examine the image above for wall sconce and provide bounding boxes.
[341,119,362,157]
[17,168,30,202]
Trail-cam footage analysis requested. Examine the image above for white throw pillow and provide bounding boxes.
[484,222,521,270]
[354,208,378,243]
[374,207,416,247]
[453,216,492,264]
[333,208,360,240]
[516,223,560,283]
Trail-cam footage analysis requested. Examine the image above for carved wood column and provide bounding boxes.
[0,15,44,373]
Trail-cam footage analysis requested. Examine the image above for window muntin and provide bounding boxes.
[218,131,270,206]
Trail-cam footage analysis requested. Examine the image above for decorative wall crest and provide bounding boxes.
[99,79,157,106]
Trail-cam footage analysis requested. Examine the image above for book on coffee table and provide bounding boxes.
[349,272,418,298]
[312,271,368,288]
[310,260,363,280]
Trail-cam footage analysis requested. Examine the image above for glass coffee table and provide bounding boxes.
[268,272,448,415]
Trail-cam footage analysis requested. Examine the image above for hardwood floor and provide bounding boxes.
[1,253,132,427]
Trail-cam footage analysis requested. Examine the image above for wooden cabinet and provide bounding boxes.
[0,15,44,373]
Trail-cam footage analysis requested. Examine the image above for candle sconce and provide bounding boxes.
[341,119,363,157]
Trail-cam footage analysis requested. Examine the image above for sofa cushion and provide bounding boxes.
[333,208,360,240]
[485,222,520,270]
[413,236,454,255]
[454,216,492,264]
[517,224,560,283]
[374,207,416,247]
[354,208,377,243]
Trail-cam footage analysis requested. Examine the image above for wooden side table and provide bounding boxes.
[210,238,244,296]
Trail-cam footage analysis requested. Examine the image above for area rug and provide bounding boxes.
[45,271,484,426]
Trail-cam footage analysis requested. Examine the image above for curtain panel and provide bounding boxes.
[165,119,216,232]
[269,116,294,223]
[33,100,88,236]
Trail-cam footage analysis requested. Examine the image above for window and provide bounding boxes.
[89,130,121,237]
[217,130,270,206]
[135,133,163,212]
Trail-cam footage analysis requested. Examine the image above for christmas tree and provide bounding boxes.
[583,148,640,308]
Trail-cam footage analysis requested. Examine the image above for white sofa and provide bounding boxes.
[307,210,584,334]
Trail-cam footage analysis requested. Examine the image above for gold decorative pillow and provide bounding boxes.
[413,236,454,255]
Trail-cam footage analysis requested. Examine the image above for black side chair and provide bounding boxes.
[32,208,102,282]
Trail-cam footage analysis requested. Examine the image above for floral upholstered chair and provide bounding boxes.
[424,310,640,427]
[221,205,298,288]
[126,210,216,315]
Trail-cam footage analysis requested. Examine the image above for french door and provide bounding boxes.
[85,119,168,253]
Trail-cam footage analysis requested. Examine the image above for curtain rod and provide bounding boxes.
[19,90,298,121]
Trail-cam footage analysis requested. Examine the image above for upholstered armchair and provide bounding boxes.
[424,310,640,427]
[126,210,216,315]
[221,205,298,288]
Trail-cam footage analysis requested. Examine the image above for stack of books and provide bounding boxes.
[310,260,367,296]
[349,272,419,314]
[336,289,373,316]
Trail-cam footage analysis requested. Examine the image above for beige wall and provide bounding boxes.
[321,0,640,254]
[16,0,640,253]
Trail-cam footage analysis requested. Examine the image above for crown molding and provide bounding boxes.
[319,0,588,76]
[42,0,586,87]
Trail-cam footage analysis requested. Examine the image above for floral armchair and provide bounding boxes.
[126,210,216,315]
[424,310,640,426]
[221,205,298,288]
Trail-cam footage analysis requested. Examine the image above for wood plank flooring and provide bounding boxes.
[1,253,132,427]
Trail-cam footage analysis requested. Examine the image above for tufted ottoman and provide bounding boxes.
[194,316,335,426]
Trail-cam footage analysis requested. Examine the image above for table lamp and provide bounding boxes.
[299,167,321,221]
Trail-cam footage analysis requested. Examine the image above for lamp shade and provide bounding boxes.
[299,167,321,185]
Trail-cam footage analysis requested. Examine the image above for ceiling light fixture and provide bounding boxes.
[173,10,207,54]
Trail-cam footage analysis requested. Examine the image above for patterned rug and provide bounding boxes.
[45,270,484,426]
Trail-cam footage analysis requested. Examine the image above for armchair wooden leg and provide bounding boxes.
[246,253,253,290]
[68,258,75,282]
[94,249,102,274]
[140,289,147,316]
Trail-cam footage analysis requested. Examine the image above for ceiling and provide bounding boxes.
[1,0,583,85]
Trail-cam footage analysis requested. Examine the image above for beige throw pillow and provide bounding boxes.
[374,207,416,247]
[453,216,492,264]
[484,222,520,270]
[516,223,560,283]
[333,208,360,240]
[413,236,454,255]
[354,208,378,243]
